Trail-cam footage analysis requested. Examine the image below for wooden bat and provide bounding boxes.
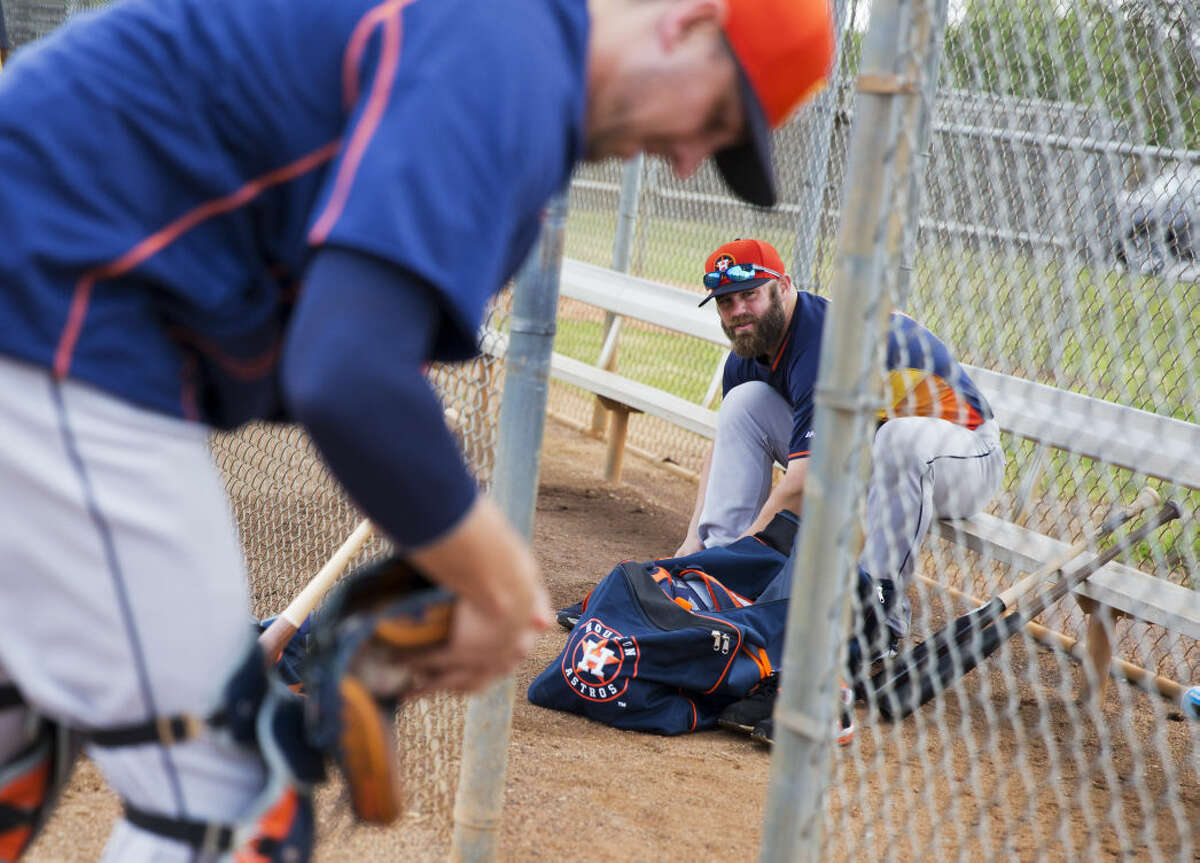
[259,518,375,662]
[862,488,1160,697]
[872,499,1181,719]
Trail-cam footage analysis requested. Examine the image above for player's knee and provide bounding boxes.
[719,381,788,435]
[870,418,933,474]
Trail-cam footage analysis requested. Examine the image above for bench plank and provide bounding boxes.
[931,512,1200,640]
[559,259,730,346]
[549,353,718,439]
[965,365,1200,490]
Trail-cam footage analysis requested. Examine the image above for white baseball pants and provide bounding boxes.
[698,380,1005,635]
[0,355,266,862]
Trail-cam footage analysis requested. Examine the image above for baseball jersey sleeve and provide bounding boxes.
[786,399,816,460]
[284,247,477,548]
[305,0,586,361]
[721,354,751,397]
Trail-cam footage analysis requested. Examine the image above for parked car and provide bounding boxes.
[1112,166,1199,275]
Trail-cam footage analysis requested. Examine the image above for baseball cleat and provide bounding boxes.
[742,680,855,747]
[836,681,856,746]
[718,671,779,735]
[750,716,774,745]
[555,601,583,631]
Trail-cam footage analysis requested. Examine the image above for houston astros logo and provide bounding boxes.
[715,254,735,272]
[561,618,640,702]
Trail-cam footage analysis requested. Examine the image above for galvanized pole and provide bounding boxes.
[758,0,929,860]
[790,0,852,290]
[590,155,645,434]
[893,0,949,309]
[450,191,569,863]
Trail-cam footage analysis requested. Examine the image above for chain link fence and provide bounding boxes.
[557,1,1198,859]
[8,0,1198,858]
[209,300,508,832]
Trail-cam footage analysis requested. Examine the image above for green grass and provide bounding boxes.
[557,205,1200,581]
[556,317,725,403]
[565,205,1199,424]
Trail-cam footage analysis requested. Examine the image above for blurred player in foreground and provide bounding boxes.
[0,0,833,859]
[678,238,1005,742]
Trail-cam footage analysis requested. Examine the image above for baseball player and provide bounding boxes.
[0,0,834,859]
[677,238,1005,728]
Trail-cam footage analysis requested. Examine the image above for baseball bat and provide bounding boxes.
[259,518,375,662]
[863,488,1160,699]
[875,499,1182,719]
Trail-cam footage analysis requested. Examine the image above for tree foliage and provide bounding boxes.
[942,0,1199,151]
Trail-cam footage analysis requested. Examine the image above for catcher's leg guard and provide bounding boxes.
[0,686,80,862]
[306,556,454,824]
[88,646,322,862]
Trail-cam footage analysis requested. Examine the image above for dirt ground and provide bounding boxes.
[27,418,1200,861]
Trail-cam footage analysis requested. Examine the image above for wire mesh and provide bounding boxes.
[208,301,507,831]
[209,298,509,830]
[557,1,1198,860]
[10,0,1198,857]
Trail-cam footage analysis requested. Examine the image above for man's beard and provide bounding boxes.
[723,288,788,358]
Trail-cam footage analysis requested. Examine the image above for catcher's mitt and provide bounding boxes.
[305,555,454,822]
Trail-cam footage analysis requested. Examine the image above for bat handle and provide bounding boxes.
[997,486,1160,609]
[259,619,299,664]
[282,520,375,627]
[257,518,376,660]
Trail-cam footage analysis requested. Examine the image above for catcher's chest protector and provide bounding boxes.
[527,534,793,735]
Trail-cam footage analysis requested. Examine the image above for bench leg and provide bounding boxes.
[1079,599,1117,704]
[590,398,610,437]
[604,407,632,482]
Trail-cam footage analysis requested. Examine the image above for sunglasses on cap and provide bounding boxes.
[703,263,783,290]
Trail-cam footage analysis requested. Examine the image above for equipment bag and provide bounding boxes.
[527,513,797,735]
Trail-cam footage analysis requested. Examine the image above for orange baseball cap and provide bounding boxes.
[719,0,835,207]
[699,237,787,306]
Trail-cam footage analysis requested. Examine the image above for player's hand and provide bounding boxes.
[406,496,552,694]
[674,534,704,558]
[403,585,552,695]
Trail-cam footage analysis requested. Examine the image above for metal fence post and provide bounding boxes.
[894,0,949,309]
[590,154,645,434]
[450,191,569,863]
[758,0,932,860]
[790,0,852,290]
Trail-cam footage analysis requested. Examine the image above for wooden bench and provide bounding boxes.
[930,366,1200,699]
[552,259,726,481]
[546,257,1200,703]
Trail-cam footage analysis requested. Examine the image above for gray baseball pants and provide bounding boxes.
[698,381,1005,635]
[0,355,267,862]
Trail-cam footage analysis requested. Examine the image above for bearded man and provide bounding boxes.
[677,239,1005,685]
